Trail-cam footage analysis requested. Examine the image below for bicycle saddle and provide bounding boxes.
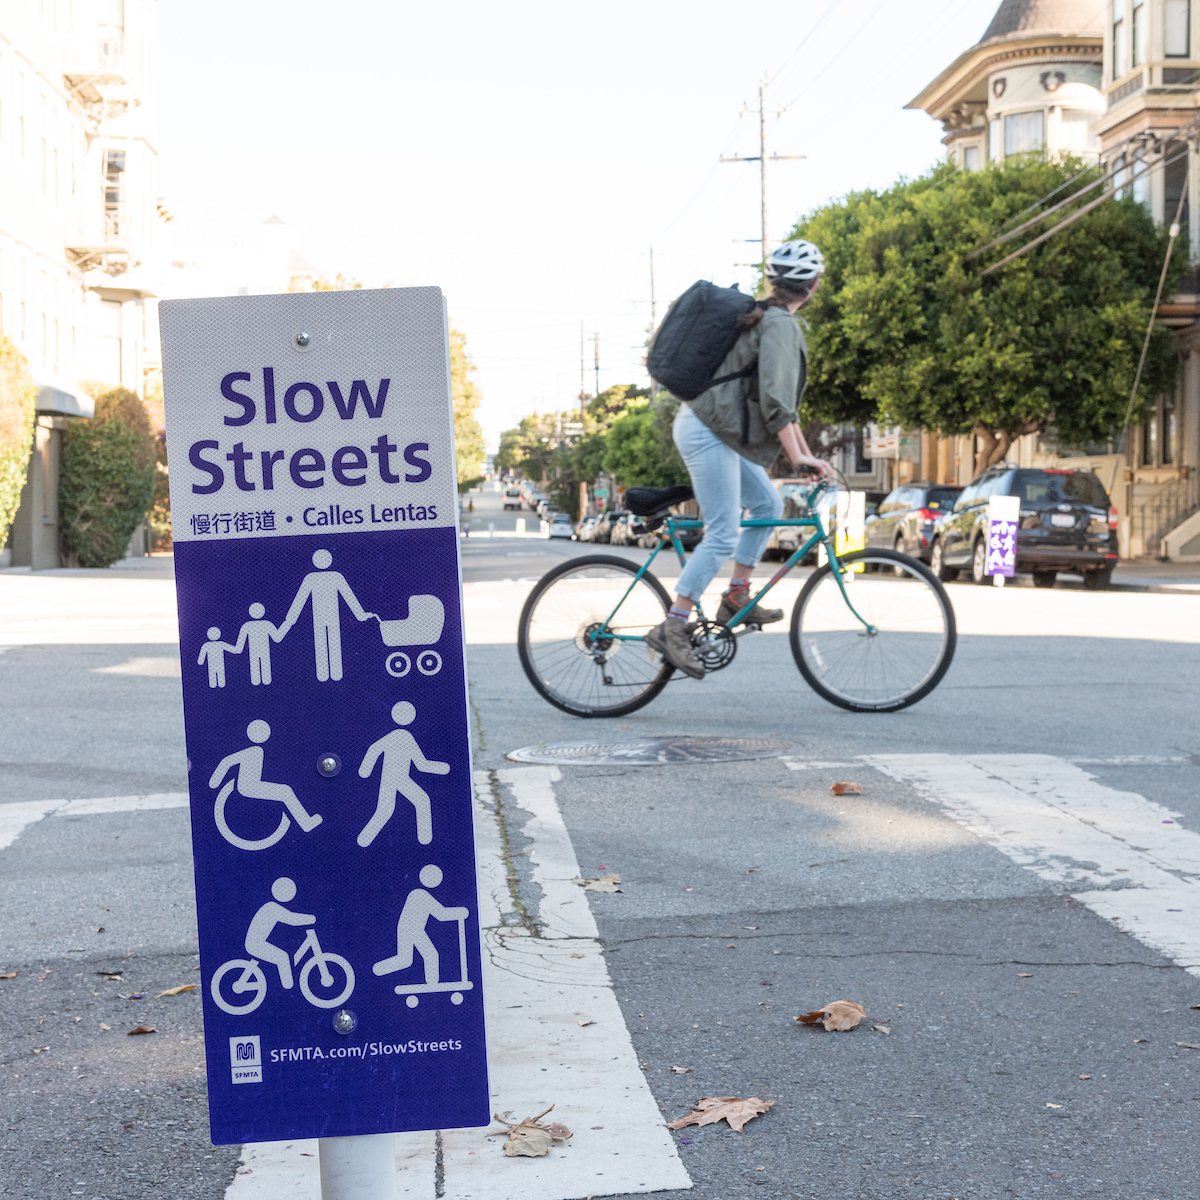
[623,485,695,517]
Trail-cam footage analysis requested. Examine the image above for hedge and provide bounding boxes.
[60,386,156,568]
[0,335,37,554]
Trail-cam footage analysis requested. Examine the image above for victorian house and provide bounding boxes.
[904,0,1200,559]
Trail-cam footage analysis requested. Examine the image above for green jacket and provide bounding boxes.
[686,306,807,468]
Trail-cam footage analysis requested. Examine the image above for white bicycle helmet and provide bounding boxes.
[765,239,825,284]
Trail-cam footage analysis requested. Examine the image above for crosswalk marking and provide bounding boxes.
[863,754,1200,975]
[227,767,690,1200]
[0,793,189,850]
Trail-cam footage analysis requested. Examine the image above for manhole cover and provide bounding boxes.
[506,736,797,766]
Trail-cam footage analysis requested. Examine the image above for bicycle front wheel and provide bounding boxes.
[790,549,956,712]
[518,555,673,717]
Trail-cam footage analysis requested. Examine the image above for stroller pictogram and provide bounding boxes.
[377,595,445,678]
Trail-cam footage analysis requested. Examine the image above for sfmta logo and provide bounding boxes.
[235,1041,256,1061]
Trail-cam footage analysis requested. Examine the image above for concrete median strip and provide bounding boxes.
[863,754,1200,975]
[226,765,690,1200]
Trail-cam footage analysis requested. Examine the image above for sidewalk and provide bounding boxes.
[1110,560,1200,593]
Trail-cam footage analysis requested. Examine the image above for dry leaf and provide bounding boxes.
[569,953,585,959]
[127,1026,156,1036]
[32,1046,49,1054]
[99,1023,111,1031]
[667,1096,774,1134]
[830,782,862,796]
[671,1066,693,1074]
[1078,1074,1091,1079]
[872,1023,891,1035]
[488,1106,571,1158]
[572,873,621,893]
[795,1000,868,1031]
[156,984,197,998]
[1045,1103,1062,1109]
[1175,1042,1200,1050]
[1017,973,1033,978]
[577,1019,594,1027]
[0,972,17,979]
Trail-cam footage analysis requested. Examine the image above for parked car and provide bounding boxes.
[503,486,523,511]
[592,510,626,544]
[610,514,643,546]
[575,516,598,542]
[929,466,1118,589]
[865,481,963,563]
[526,491,547,512]
[548,511,574,539]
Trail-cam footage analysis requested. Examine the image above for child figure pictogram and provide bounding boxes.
[234,603,283,686]
[198,627,239,688]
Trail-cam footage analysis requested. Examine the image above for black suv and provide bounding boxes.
[930,467,1118,589]
[865,481,963,564]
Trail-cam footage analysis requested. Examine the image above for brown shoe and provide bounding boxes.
[715,588,783,627]
[645,618,705,680]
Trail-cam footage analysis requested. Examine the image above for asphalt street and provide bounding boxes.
[2,484,1200,1200]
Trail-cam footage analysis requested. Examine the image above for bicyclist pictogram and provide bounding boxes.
[211,877,355,1016]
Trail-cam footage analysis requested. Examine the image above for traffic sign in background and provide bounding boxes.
[160,287,488,1145]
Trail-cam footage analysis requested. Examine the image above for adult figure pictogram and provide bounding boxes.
[280,548,377,682]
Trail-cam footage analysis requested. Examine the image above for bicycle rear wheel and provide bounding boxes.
[789,549,956,712]
[518,555,673,717]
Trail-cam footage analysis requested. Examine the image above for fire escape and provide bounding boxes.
[62,26,142,276]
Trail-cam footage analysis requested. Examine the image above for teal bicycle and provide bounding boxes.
[517,479,956,717]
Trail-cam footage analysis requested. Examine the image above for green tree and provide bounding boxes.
[0,334,37,553]
[792,158,1183,471]
[448,328,486,487]
[602,395,688,489]
[60,387,157,568]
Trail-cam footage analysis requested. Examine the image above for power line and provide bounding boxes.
[767,0,841,87]
[778,0,892,113]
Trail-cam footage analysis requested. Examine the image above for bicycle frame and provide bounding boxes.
[597,479,876,640]
[293,928,335,987]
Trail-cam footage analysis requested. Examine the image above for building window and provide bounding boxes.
[1005,110,1045,156]
[1114,0,1126,78]
[854,429,871,476]
[1141,409,1158,465]
[1163,385,1178,464]
[1058,109,1101,155]
[1132,0,1146,66]
[1166,0,1191,56]
[988,118,1002,161]
[104,149,126,238]
[1113,151,1129,196]
[1164,140,1190,227]
[1132,146,1149,206]
[963,144,980,171]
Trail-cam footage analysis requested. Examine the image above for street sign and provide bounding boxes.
[986,494,1020,584]
[160,288,488,1146]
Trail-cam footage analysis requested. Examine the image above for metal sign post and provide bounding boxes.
[160,288,488,1190]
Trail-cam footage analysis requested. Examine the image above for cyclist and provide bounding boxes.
[646,239,834,679]
[244,877,315,990]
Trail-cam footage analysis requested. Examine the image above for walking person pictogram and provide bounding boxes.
[373,865,472,1007]
[209,719,322,850]
[198,627,240,688]
[279,548,377,682]
[234,603,284,685]
[356,702,449,847]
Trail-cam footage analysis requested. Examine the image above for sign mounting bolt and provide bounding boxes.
[295,331,311,347]
[317,754,341,778]
[333,1009,358,1035]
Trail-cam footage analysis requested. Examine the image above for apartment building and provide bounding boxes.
[1,0,165,567]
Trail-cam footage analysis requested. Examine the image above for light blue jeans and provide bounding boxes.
[673,403,783,602]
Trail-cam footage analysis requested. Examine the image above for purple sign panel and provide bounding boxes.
[160,288,487,1145]
[986,494,1021,578]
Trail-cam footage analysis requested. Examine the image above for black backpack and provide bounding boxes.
[647,280,758,401]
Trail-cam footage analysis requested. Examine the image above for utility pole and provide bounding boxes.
[579,322,586,419]
[648,247,660,398]
[593,332,600,399]
[721,76,805,272]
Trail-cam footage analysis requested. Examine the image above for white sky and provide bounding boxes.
[155,0,1004,450]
